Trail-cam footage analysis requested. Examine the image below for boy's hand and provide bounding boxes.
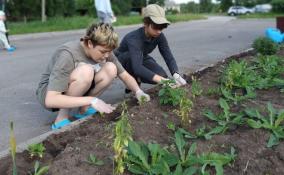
[173,73,187,86]
[91,98,115,114]
[135,89,150,102]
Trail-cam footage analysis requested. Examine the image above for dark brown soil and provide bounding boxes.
[0,49,284,175]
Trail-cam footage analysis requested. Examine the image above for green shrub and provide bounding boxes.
[252,37,278,55]
[272,0,284,13]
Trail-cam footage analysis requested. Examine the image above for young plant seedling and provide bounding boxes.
[10,122,17,175]
[159,79,186,106]
[138,95,147,106]
[206,87,221,96]
[86,154,104,166]
[191,76,203,98]
[29,161,49,175]
[220,60,257,103]
[174,96,193,126]
[245,102,284,147]
[203,98,244,136]
[28,143,46,158]
[113,101,133,175]
[167,122,176,131]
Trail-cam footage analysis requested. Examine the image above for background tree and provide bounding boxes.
[111,0,132,15]
[180,2,199,13]
[217,0,232,12]
[200,0,213,13]
[271,0,284,13]
[148,0,165,6]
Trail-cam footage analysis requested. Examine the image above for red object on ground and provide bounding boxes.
[276,16,284,33]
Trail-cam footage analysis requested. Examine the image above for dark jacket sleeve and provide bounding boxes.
[128,40,156,81]
[158,33,179,75]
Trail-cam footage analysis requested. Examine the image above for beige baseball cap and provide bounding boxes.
[143,4,170,25]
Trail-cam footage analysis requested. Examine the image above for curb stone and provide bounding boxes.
[0,47,254,159]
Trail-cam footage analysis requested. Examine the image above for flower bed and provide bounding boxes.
[0,47,284,175]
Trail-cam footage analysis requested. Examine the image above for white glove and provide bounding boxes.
[135,89,150,102]
[91,98,115,114]
[173,73,187,86]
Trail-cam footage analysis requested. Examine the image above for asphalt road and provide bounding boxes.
[0,16,275,152]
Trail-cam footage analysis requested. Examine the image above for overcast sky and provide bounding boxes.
[173,0,218,4]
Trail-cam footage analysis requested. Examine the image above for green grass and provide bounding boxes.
[8,14,206,35]
[238,13,284,19]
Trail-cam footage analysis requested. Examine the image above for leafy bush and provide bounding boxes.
[158,80,186,106]
[252,37,278,55]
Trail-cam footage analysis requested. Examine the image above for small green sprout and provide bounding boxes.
[28,143,46,158]
[10,122,17,175]
[86,154,104,166]
[167,122,176,131]
[29,161,49,175]
[138,95,147,106]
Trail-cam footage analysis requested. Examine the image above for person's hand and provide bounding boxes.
[135,89,150,103]
[91,97,115,114]
[173,73,187,86]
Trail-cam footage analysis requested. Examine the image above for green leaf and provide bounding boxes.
[203,110,219,122]
[178,128,196,139]
[214,163,224,175]
[186,142,197,159]
[267,102,276,126]
[175,131,186,162]
[275,112,284,127]
[247,119,263,128]
[173,163,183,175]
[127,164,147,174]
[152,159,170,175]
[206,126,226,137]
[163,151,179,167]
[219,98,230,116]
[267,134,279,148]
[183,167,198,175]
[128,141,150,170]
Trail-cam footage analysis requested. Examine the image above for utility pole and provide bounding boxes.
[41,0,46,22]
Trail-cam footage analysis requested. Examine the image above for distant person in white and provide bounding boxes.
[0,10,15,52]
[94,0,116,24]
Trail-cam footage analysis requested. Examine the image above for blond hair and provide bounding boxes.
[81,23,118,49]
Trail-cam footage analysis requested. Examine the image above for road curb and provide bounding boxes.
[0,47,254,159]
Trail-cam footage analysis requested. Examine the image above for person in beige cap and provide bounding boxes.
[114,4,186,94]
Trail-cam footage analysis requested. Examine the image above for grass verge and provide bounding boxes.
[238,13,284,19]
[8,14,206,35]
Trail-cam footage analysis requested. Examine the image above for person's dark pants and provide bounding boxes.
[117,54,168,85]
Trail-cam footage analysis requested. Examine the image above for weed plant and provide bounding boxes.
[27,143,46,158]
[174,96,193,126]
[159,80,186,106]
[87,154,104,166]
[203,98,245,135]
[191,76,203,98]
[220,60,257,103]
[29,161,49,175]
[125,129,236,175]
[245,102,284,147]
[113,102,133,174]
[252,37,278,55]
[10,122,17,175]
